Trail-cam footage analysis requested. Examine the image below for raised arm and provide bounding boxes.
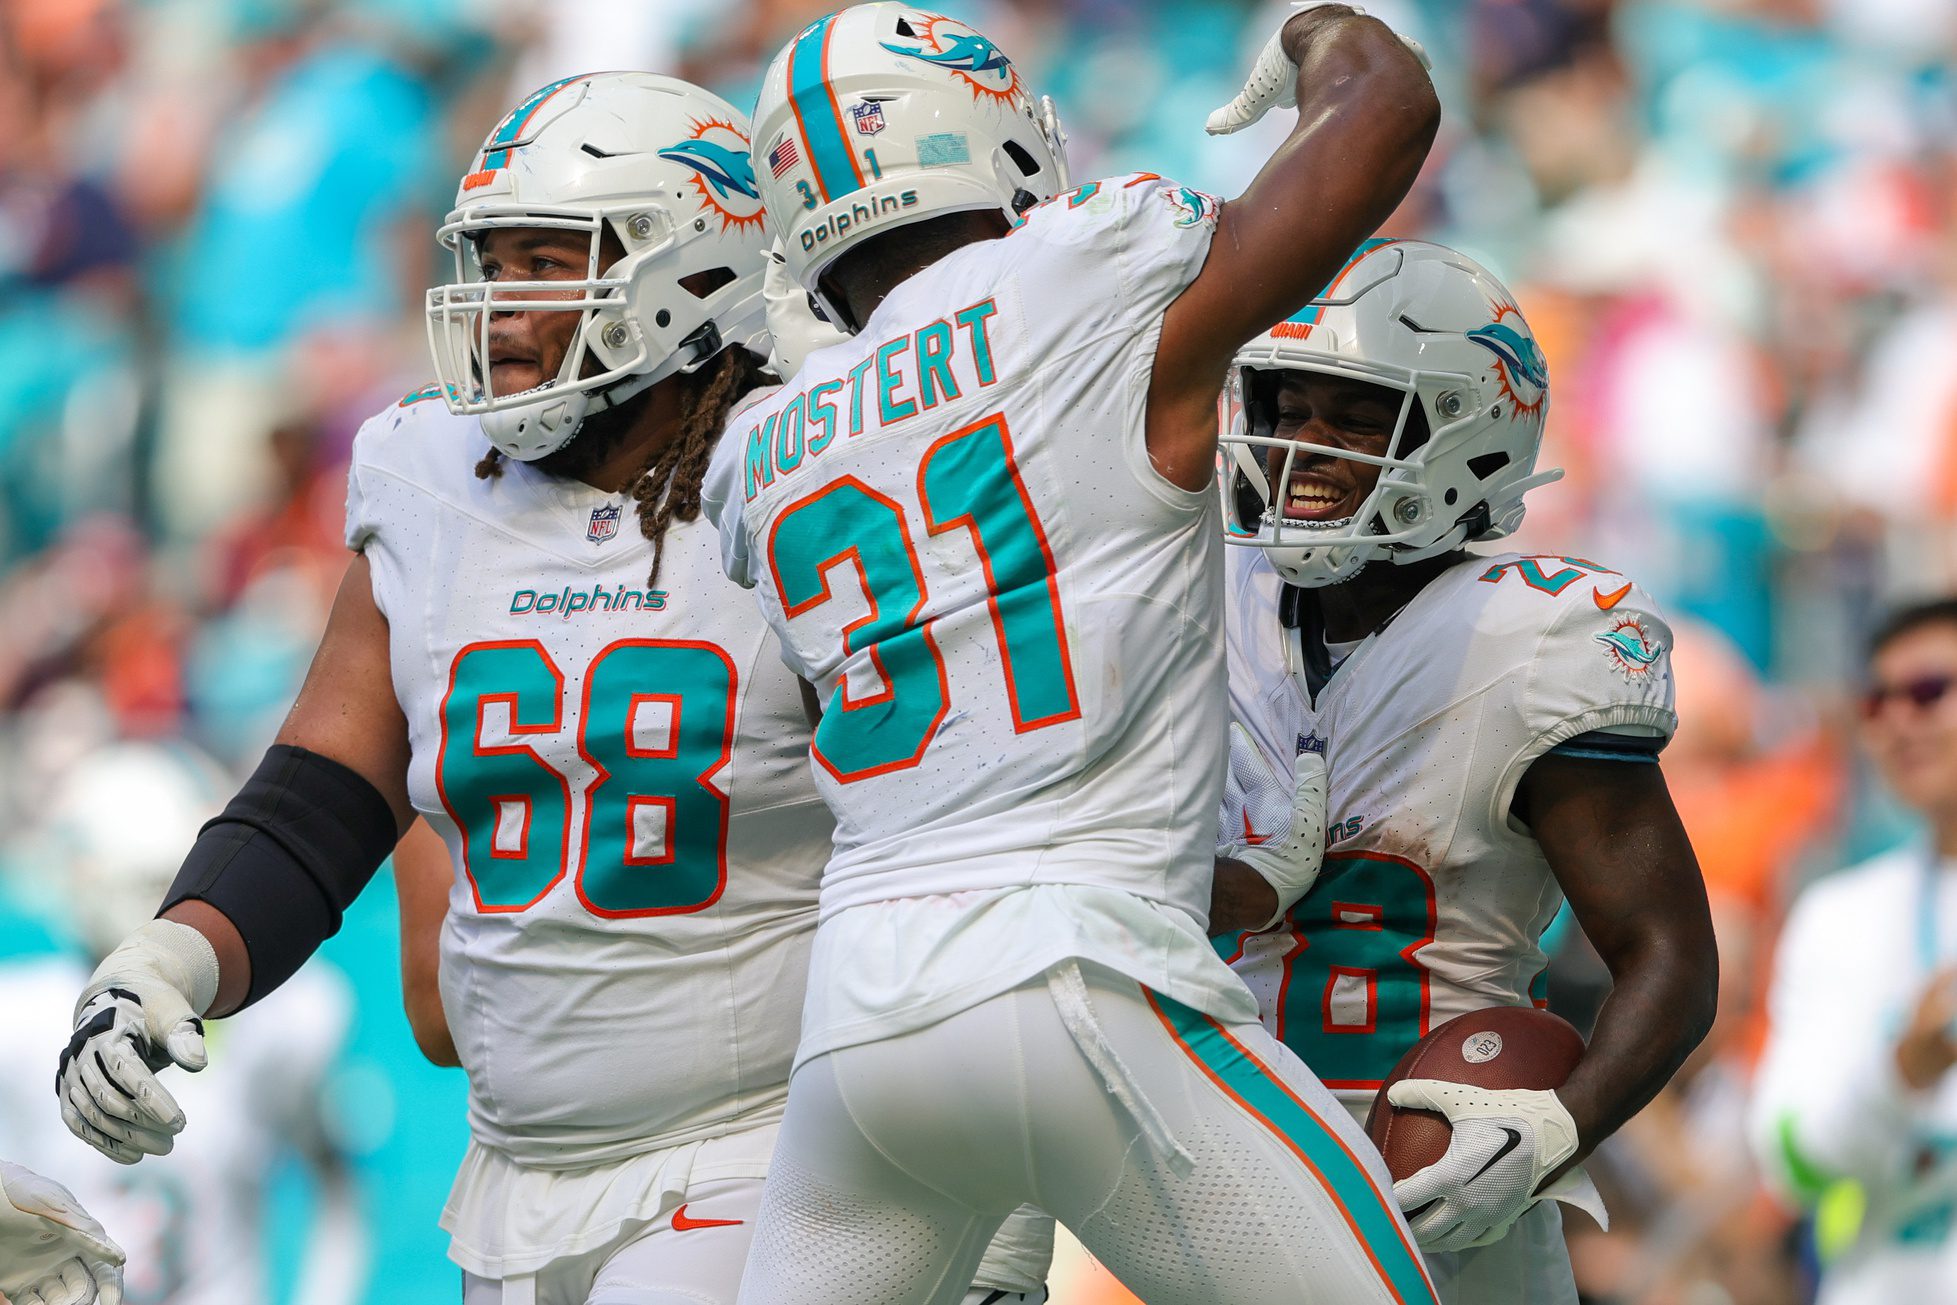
[1148,5,1439,489]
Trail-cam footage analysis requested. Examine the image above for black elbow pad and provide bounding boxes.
[162,745,399,1009]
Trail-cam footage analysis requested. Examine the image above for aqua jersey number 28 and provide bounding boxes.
[436,638,734,917]
[766,412,1079,782]
[1219,852,1438,1090]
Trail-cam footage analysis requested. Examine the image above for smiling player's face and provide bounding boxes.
[1261,371,1404,525]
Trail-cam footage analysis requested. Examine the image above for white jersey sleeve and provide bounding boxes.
[1483,563,1677,827]
[345,385,455,553]
[704,385,786,591]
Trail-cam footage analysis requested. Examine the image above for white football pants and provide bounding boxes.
[736,961,1437,1305]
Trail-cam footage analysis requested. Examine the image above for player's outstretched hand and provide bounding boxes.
[0,1160,124,1305]
[1384,1079,1581,1252]
[58,922,219,1165]
[1206,3,1432,137]
[1218,724,1327,930]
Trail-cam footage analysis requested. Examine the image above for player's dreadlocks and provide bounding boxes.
[629,346,766,587]
[472,347,766,586]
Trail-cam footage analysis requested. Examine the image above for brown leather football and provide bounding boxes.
[1363,1006,1585,1181]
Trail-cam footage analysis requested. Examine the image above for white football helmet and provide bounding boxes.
[427,72,771,461]
[1220,239,1563,587]
[751,4,1070,325]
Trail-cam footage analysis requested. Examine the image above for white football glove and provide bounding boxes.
[1207,2,1432,137]
[58,921,219,1165]
[764,238,850,376]
[0,1160,124,1305]
[1217,724,1327,931]
[1385,1080,1596,1252]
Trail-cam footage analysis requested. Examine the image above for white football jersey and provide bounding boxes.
[347,393,830,1169]
[1220,548,1677,1112]
[704,174,1227,924]
[0,956,351,1305]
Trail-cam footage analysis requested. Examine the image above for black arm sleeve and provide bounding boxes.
[162,745,400,1009]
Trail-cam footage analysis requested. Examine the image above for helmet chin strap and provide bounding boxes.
[486,367,658,461]
[1389,521,1471,565]
[582,367,659,418]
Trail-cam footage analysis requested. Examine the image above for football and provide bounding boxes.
[1364,1006,1586,1181]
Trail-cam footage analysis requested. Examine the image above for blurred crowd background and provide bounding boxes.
[0,0,1950,1300]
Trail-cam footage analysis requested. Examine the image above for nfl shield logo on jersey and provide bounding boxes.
[849,100,886,135]
[587,503,622,544]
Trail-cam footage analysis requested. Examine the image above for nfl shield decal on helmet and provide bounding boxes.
[849,100,887,135]
[587,503,623,544]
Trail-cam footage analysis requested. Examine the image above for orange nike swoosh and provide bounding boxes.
[671,1204,745,1232]
[1593,582,1633,611]
[1240,810,1268,847]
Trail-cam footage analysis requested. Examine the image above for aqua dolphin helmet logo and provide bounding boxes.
[880,13,1023,105]
[660,117,765,236]
[1466,309,1549,421]
[659,138,759,203]
[1467,322,1549,392]
[882,29,1008,73]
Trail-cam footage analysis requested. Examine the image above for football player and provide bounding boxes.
[702,4,1440,1303]
[1213,238,1720,1303]
[53,73,1044,1305]
[0,1159,123,1305]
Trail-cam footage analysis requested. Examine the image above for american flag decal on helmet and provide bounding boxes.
[768,135,800,179]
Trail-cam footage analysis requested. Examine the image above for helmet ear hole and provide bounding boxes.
[1002,140,1040,178]
[680,266,737,298]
